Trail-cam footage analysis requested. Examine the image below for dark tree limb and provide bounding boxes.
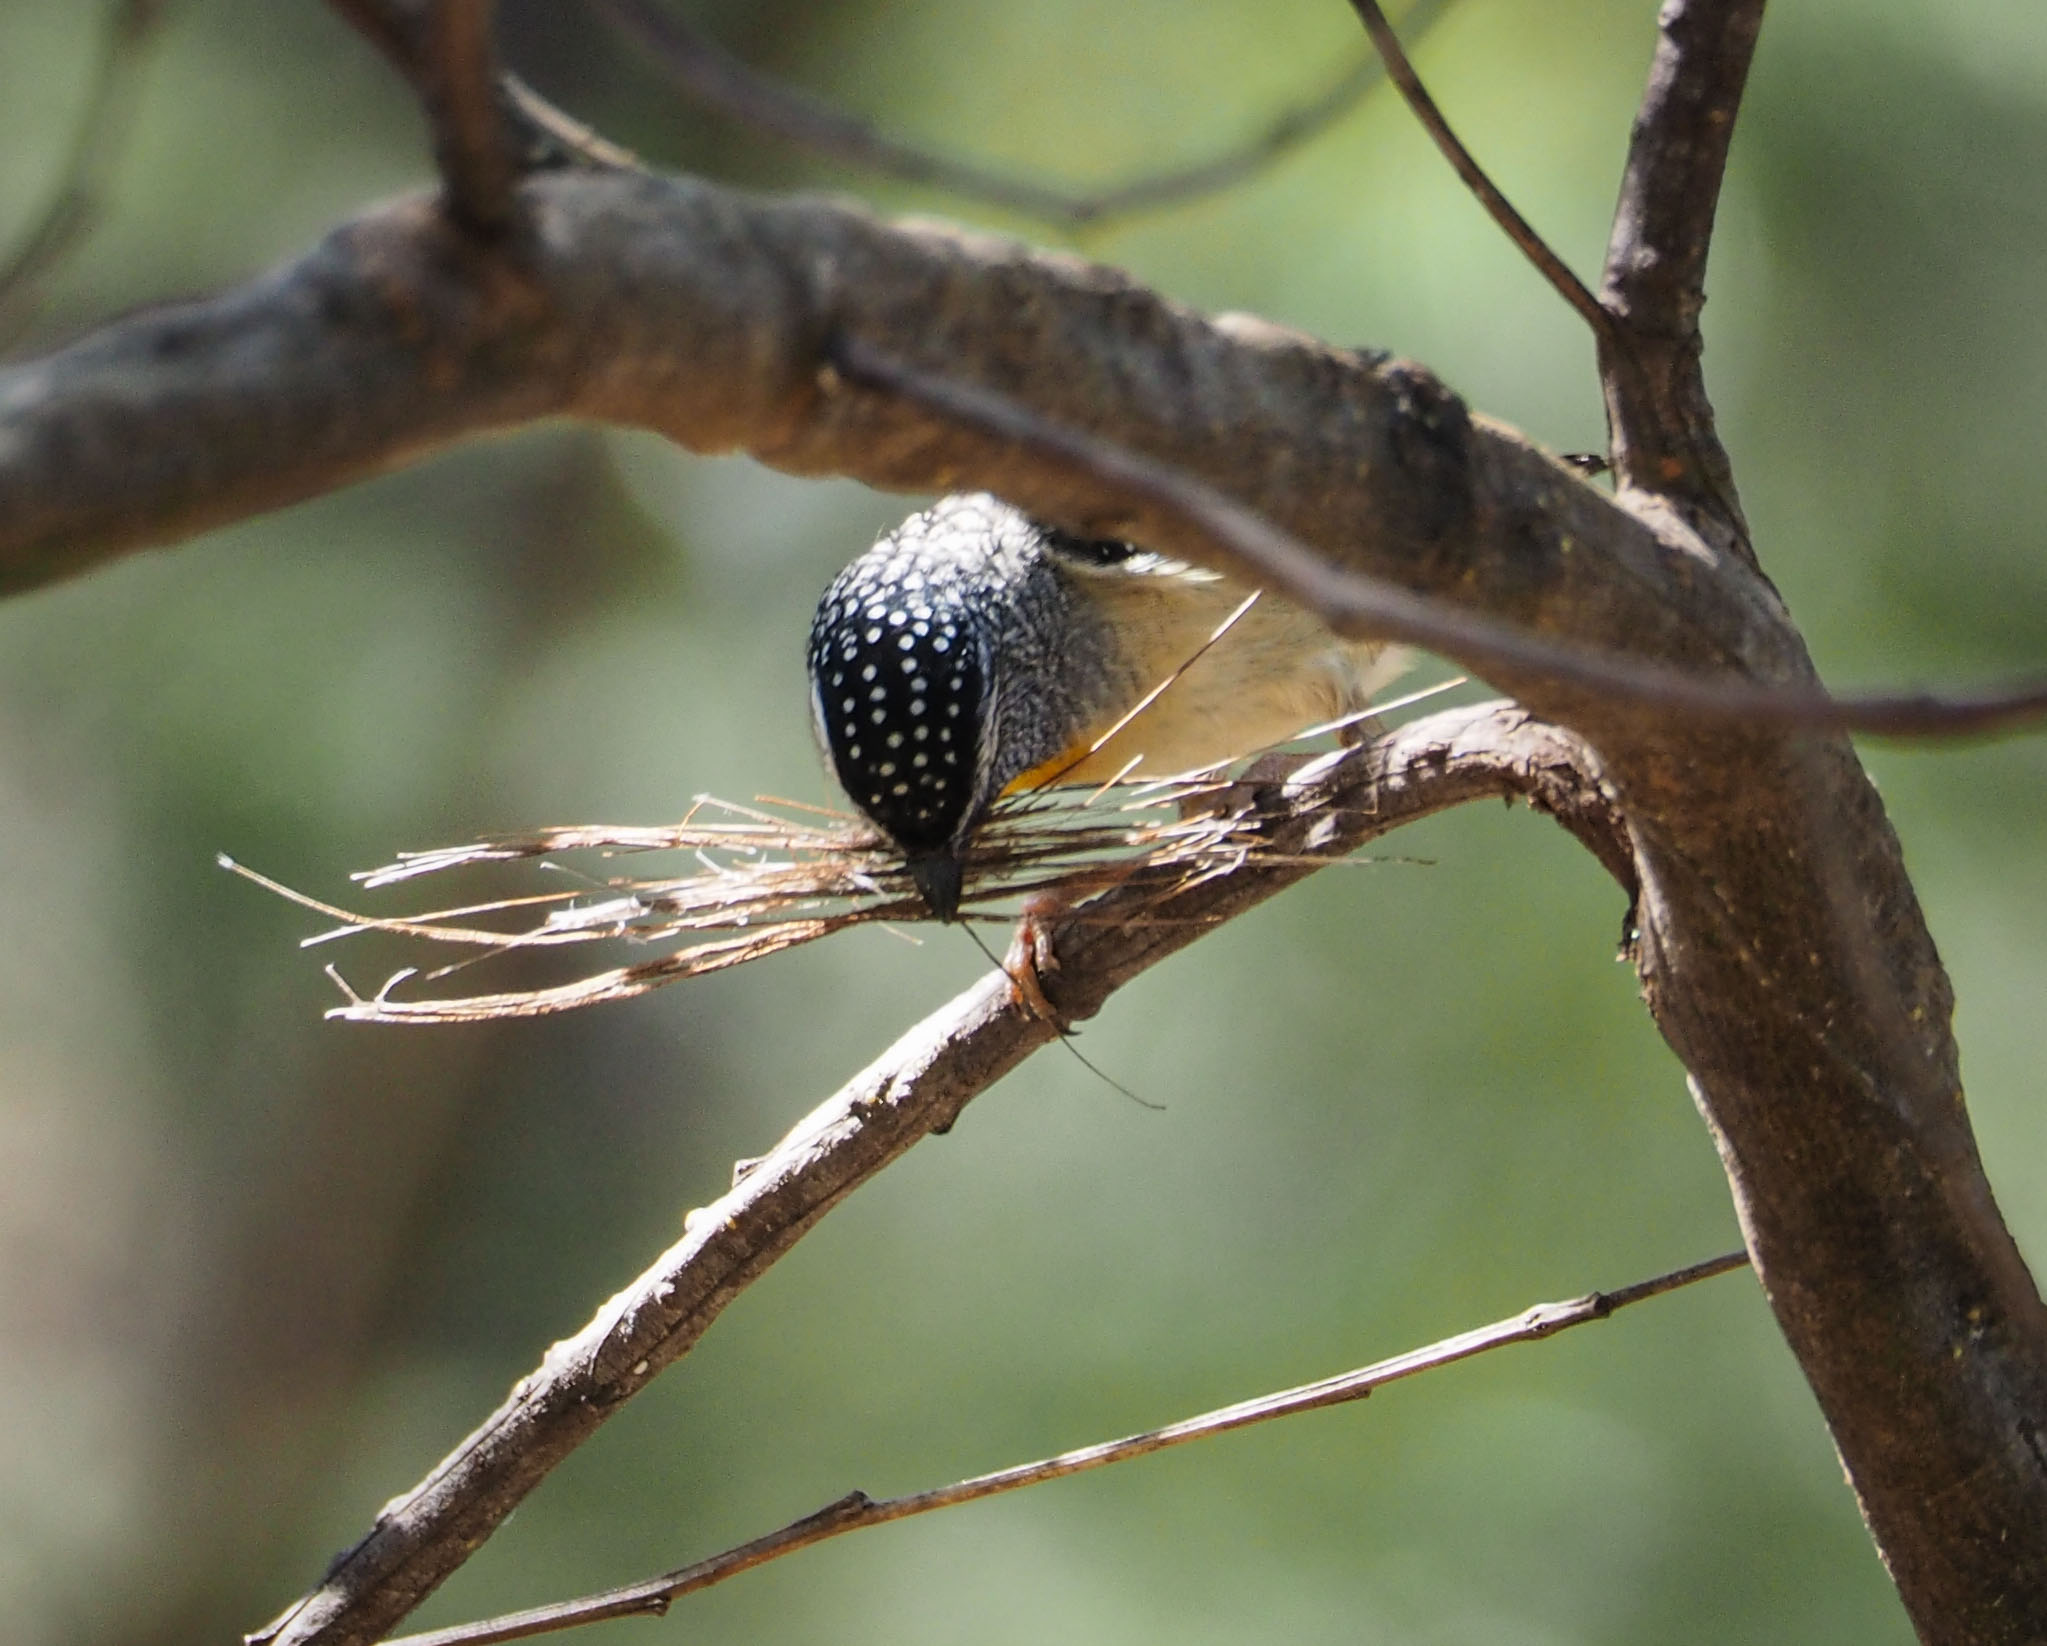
[1598,0,1765,544]
[1587,6,2047,1638]
[832,337,2047,738]
[247,703,1625,1646]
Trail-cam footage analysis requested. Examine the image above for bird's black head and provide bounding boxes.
[808,496,1128,920]
[808,529,992,918]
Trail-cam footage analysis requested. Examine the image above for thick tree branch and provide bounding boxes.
[1598,0,1765,542]
[248,703,1626,1646]
[0,164,1790,688]
[834,337,2047,737]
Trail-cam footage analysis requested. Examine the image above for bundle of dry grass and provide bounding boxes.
[221,683,1465,1024]
[220,775,1259,1022]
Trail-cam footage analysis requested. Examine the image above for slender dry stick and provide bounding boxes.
[590,0,1450,228]
[389,1250,1751,1646]
[0,0,170,346]
[1345,0,1614,343]
[422,0,519,231]
[830,336,2047,739]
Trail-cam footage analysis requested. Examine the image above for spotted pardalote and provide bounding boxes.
[807,493,1404,919]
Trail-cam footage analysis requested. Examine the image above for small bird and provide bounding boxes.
[807,493,1404,920]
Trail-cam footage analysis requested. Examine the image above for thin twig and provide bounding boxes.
[830,336,2047,740]
[389,1250,1750,1646]
[590,0,1451,228]
[1345,0,1613,343]
[0,0,171,347]
[423,0,520,231]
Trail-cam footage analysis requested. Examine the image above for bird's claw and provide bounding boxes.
[1005,894,1071,1033]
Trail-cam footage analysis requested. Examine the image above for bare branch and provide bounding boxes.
[1344,0,1613,344]
[421,0,520,232]
[0,0,171,348]
[833,336,2047,739]
[6,165,2042,749]
[389,1251,1750,1646]
[246,703,1628,1646]
[1599,0,1766,539]
[591,0,1450,228]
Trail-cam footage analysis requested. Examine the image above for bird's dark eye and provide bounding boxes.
[1037,525,1139,567]
[807,563,984,854]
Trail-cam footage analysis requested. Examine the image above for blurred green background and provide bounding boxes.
[2,1,2044,1642]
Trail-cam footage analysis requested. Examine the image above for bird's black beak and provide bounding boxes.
[908,850,965,922]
